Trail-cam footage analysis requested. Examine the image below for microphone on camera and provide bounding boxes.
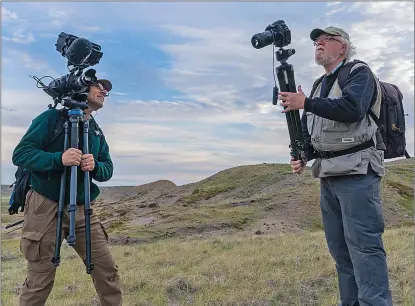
[65,37,92,65]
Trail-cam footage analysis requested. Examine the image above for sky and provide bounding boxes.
[1,1,414,187]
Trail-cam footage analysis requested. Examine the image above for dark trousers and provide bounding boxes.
[320,166,393,306]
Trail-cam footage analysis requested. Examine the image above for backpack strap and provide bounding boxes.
[48,109,68,149]
[337,59,365,87]
[309,75,325,98]
[337,59,382,124]
[89,115,104,138]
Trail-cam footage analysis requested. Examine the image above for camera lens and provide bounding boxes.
[251,31,274,49]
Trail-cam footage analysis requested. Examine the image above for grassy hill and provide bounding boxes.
[90,158,414,244]
[1,158,414,305]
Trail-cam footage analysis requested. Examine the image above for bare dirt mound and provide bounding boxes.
[92,159,414,245]
[96,180,177,206]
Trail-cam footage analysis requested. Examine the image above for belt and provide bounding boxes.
[314,139,375,159]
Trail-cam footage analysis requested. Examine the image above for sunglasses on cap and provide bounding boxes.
[92,82,110,97]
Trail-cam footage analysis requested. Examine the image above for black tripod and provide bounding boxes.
[272,47,307,165]
[51,95,94,274]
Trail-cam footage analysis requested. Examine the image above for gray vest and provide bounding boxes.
[306,63,385,178]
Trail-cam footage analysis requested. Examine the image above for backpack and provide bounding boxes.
[311,59,410,160]
[8,109,68,215]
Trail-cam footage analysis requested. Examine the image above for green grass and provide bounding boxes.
[107,204,260,241]
[1,196,24,235]
[183,183,237,203]
[382,162,414,218]
[2,227,413,306]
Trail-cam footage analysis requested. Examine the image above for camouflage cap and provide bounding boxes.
[310,26,350,42]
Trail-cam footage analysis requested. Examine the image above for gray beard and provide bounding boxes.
[315,52,340,66]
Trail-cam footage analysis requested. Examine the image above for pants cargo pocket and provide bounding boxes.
[20,231,44,262]
[99,223,109,243]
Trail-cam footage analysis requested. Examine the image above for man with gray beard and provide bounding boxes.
[278,27,393,306]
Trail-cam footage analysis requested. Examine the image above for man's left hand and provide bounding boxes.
[81,154,95,172]
[279,85,306,113]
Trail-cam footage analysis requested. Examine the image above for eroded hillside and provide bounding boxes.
[89,159,414,244]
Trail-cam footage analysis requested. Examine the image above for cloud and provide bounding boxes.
[2,49,58,76]
[110,92,127,96]
[75,25,101,32]
[46,8,70,28]
[1,7,19,21]
[157,23,318,117]
[1,88,291,186]
[1,2,414,186]
[2,29,35,44]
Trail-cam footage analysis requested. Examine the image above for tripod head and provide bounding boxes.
[275,47,295,64]
[61,93,89,111]
[30,32,103,111]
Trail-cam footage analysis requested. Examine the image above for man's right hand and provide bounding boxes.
[62,148,83,166]
[290,156,305,174]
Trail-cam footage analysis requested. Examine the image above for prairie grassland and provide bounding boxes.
[1,226,413,306]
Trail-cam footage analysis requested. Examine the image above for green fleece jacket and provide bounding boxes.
[12,108,113,205]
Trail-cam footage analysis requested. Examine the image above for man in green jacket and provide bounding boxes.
[12,78,122,306]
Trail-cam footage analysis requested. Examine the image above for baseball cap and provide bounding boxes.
[97,79,112,92]
[310,26,350,42]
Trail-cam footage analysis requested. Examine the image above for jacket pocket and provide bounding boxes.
[20,231,44,262]
[319,151,368,177]
[321,119,349,132]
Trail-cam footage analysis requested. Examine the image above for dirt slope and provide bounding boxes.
[89,159,414,244]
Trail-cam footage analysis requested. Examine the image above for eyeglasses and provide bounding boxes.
[93,83,109,97]
[313,36,342,46]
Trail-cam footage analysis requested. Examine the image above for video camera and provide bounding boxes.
[31,32,104,110]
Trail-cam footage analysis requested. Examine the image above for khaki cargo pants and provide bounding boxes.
[19,189,122,306]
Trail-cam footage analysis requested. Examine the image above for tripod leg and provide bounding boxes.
[83,119,94,274]
[52,120,69,267]
[275,62,307,165]
[66,109,83,247]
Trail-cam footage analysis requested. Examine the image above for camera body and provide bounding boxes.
[45,67,98,109]
[251,20,291,49]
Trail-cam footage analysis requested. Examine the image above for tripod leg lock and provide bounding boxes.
[85,208,93,215]
[67,204,77,212]
[86,263,95,274]
[273,86,279,105]
[51,257,61,267]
